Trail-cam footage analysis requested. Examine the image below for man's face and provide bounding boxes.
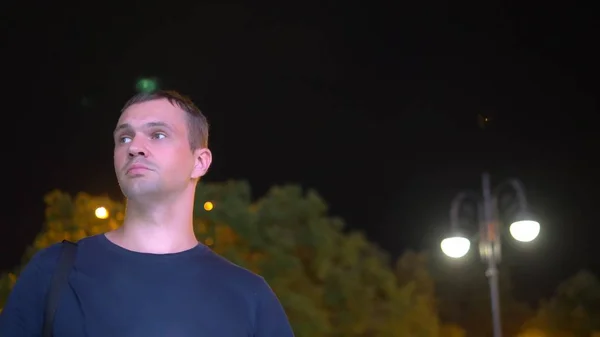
[113,99,210,200]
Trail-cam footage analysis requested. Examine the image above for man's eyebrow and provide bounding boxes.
[113,123,132,135]
[113,121,174,135]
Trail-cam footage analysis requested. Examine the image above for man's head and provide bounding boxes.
[113,90,212,200]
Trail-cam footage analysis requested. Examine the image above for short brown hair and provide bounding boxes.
[121,90,209,150]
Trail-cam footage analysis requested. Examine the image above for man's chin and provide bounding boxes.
[120,184,162,200]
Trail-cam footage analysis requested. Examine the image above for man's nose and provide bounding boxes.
[128,138,148,157]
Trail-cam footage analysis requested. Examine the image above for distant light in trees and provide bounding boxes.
[203,201,214,211]
[95,207,109,219]
[135,77,158,93]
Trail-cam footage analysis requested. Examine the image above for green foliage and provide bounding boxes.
[523,270,600,337]
[34,190,125,252]
[195,182,441,336]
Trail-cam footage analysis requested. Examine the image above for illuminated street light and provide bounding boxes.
[440,236,470,258]
[440,173,540,337]
[95,207,109,219]
[510,220,540,242]
[203,201,214,211]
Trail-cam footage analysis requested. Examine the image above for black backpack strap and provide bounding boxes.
[43,240,78,337]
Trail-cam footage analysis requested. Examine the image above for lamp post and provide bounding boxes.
[440,173,540,337]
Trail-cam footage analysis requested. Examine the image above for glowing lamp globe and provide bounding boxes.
[441,236,471,258]
[509,220,540,242]
[95,207,109,219]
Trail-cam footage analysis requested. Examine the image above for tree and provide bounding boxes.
[394,250,442,336]
[196,181,441,336]
[522,270,600,337]
[1,181,443,337]
[395,251,436,306]
[31,190,125,255]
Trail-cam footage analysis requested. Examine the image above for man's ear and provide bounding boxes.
[191,148,212,179]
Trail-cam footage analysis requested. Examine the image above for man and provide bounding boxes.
[0,90,294,337]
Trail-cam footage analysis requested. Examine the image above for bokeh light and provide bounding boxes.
[136,77,159,93]
[95,207,109,219]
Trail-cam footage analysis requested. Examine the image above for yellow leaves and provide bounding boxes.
[0,272,20,312]
[88,225,104,235]
[108,219,119,231]
[244,252,265,273]
[201,223,240,254]
[248,251,265,264]
[214,224,237,247]
[70,229,89,242]
[195,221,208,234]
[7,273,17,288]
[517,329,546,337]
[521,270,600,336]
[26,191,126,256]
[439,324,466,337]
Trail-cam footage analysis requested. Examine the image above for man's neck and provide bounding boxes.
[106,194,199,254]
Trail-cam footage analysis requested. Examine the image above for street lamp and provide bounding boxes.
[440,173,540,337]
[440,235,471,258]
[510,220,540,242]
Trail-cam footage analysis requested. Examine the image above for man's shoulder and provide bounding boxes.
[27,235,100,274]
[199,249,273,294]
[201,248,265,282]
[27,241,66,274]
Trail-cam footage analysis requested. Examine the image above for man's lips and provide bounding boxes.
[126,164,152,174]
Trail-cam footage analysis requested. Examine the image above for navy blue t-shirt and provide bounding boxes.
[0,234,294,337]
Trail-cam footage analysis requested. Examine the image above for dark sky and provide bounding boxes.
[2,2,597,303]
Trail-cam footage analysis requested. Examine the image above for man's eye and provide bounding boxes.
[152,133,166,140]
[120,136,132,143]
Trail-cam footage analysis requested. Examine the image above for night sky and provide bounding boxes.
[2,2,597,304]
